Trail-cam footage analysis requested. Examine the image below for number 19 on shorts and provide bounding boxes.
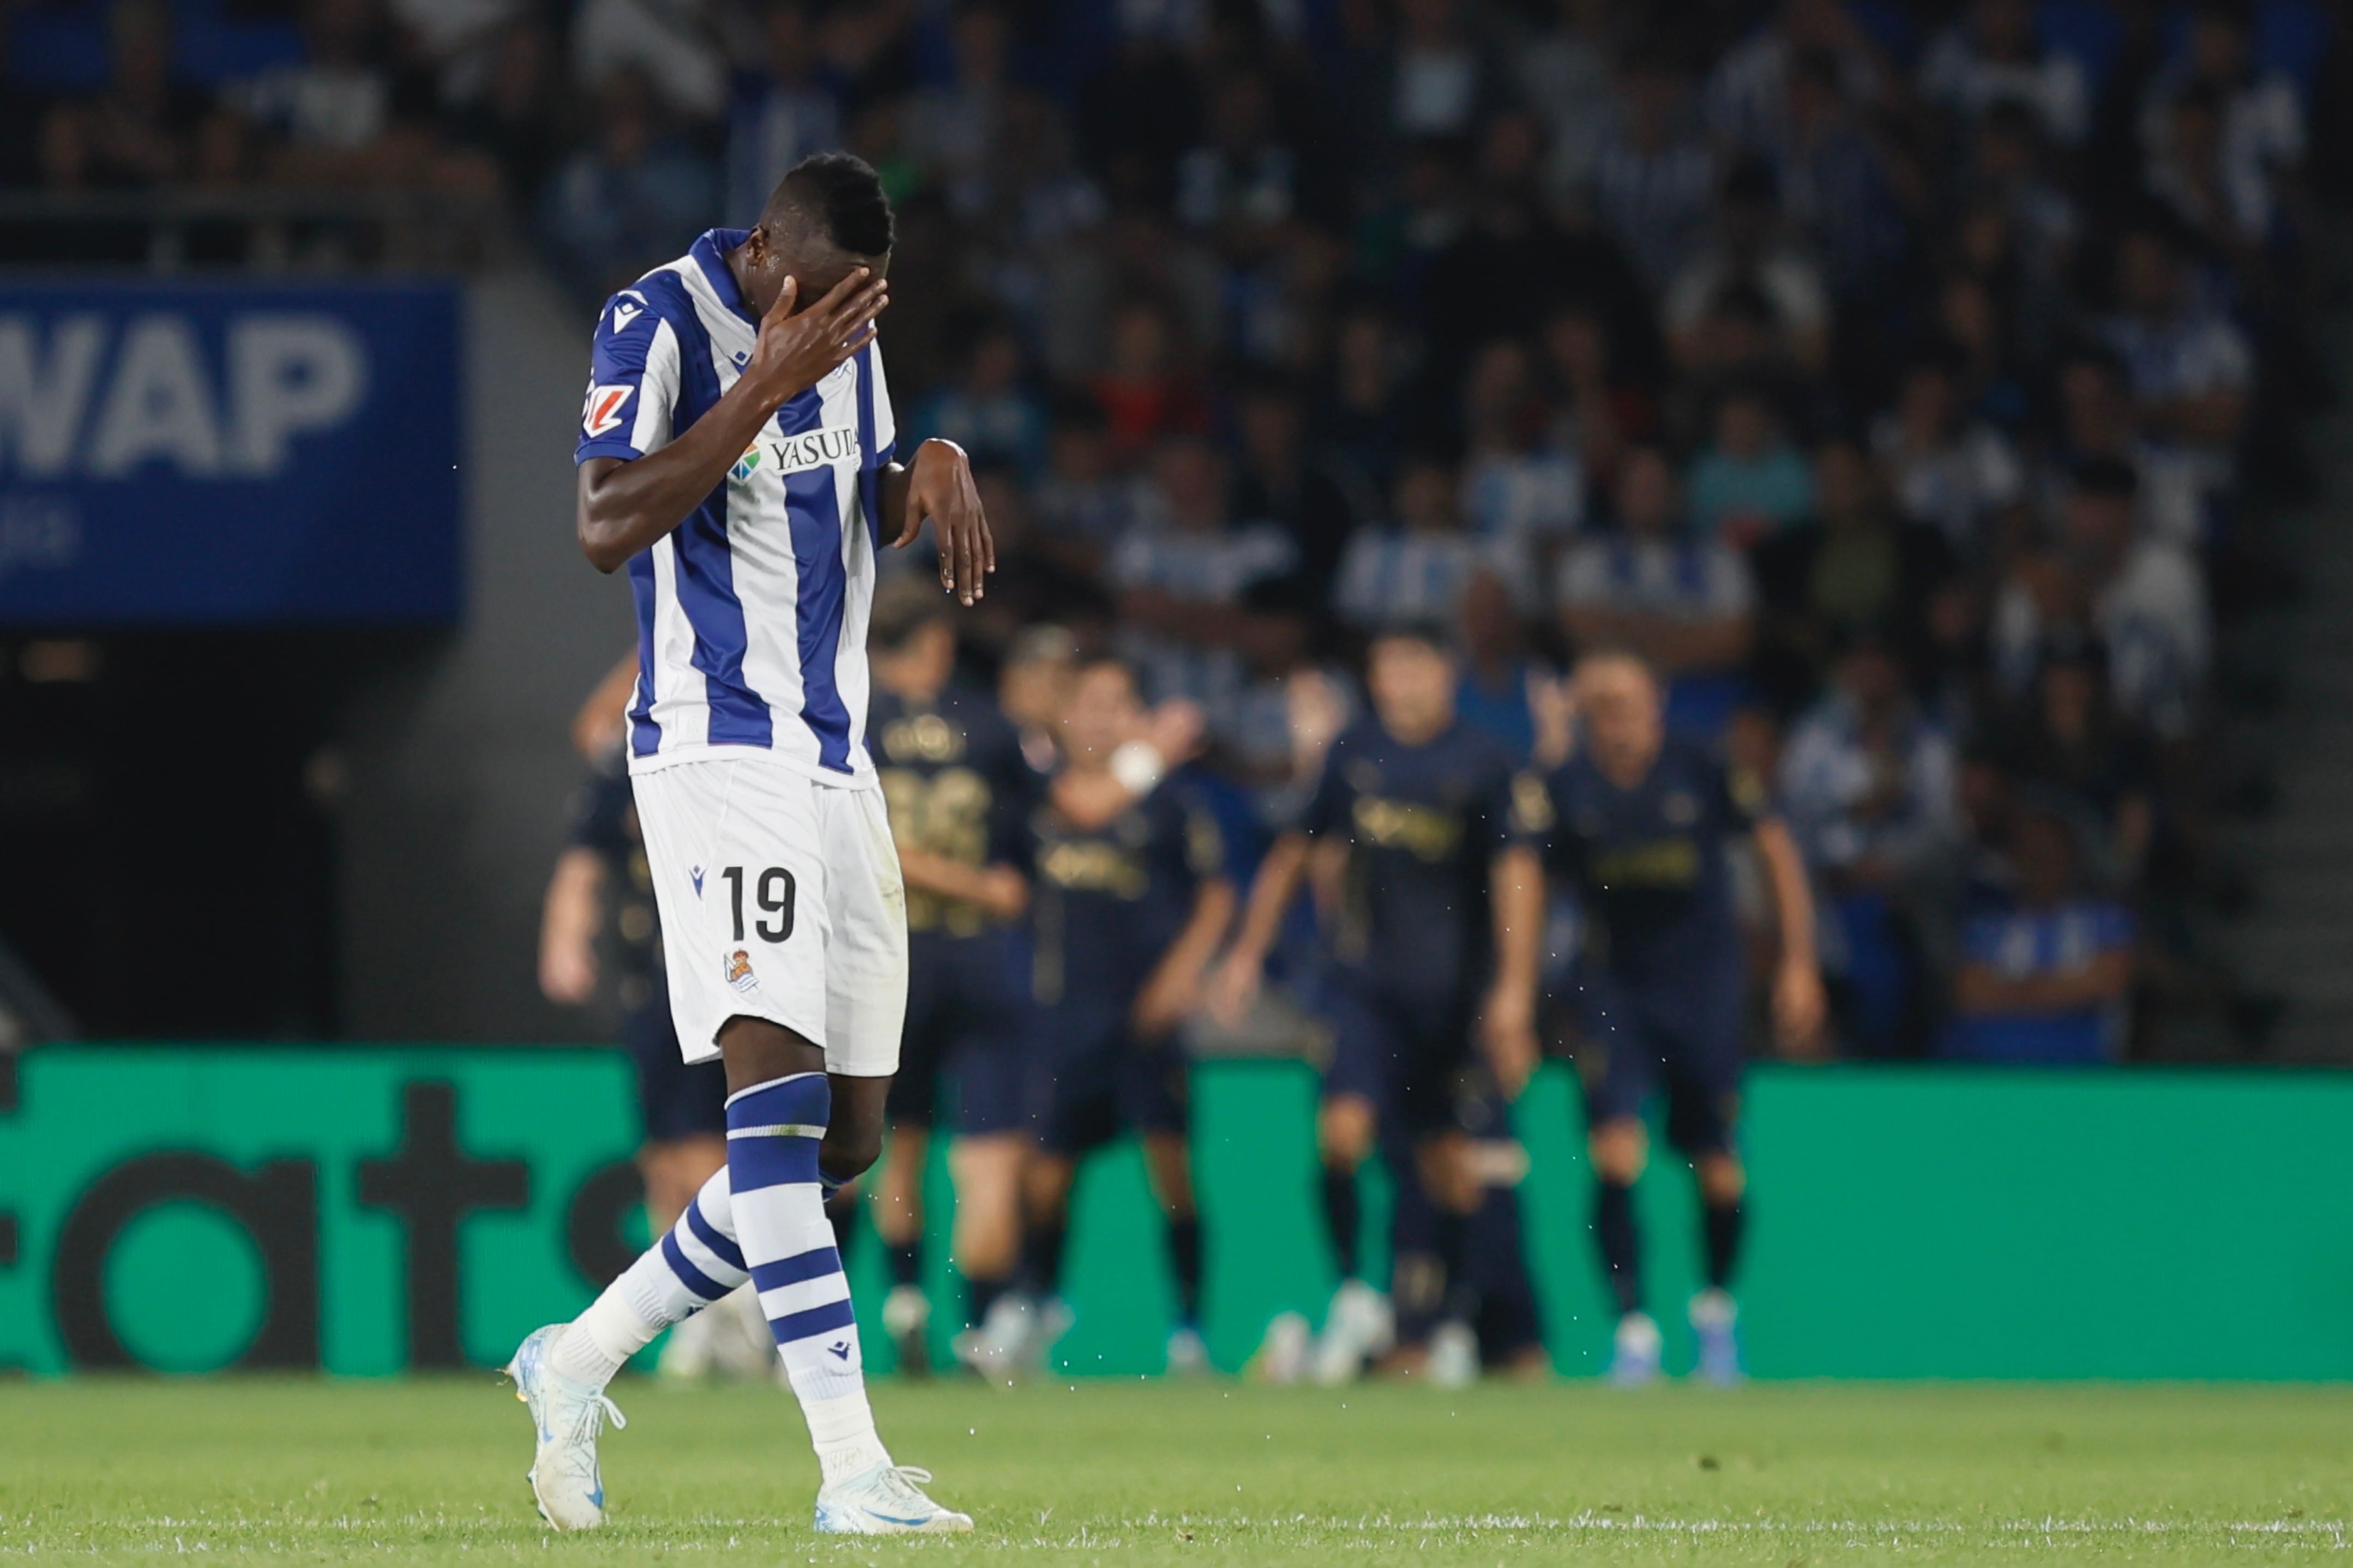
[720,866,797,942]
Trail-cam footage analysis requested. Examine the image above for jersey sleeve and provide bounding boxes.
[863,339,898,469]
[576,288,681,466]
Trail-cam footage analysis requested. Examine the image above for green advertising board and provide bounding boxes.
[3,1047,2351,1379]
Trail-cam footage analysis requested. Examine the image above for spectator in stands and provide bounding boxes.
[233,0,409,184]
[910,317,1048,481]
[725,0,841,230]
[905,1,1011,216]
[1459,339,1582,555]
[1687,384,1814,550]
[44,0,233,190]
[1918,0,2090,147]
[2101,221,2253,488]
[1514,0,1616,202]
[1590,44,1717,298]
[1773,47,1912,309]
[444,21,562,204]
[1941,805,2134,1063]
[1555,444,1755,738]
[2137,1,2305,236]
[1872,349,2026,558]
[1313,303,1415,503]
[2046,343,2208,551]
[1705,0,1885,159]
[1109,435,1301,736]
[1988,641,2157,889]
[1092,300,1211,466]
[1665,159,1832,381]
[539,68,717,304]
[570,0,728,127]
[1229,378,1363,613]
[1779,630,1962,1054]
[2146,81,2279,272]
[1338,454,1521,634]
[1752,436,1963,714]
[1030,400,1133,578]
[1391,0,1502,141]
[1992,457,2210,739]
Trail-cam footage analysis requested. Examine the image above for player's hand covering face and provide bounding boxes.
[743,267,889,412]
[894,439,995,607]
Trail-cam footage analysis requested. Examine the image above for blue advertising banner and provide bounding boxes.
[0,281,461,625]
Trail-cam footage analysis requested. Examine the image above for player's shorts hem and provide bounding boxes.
[628,743,879,790]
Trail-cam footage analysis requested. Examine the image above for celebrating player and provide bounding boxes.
[864,577,1037,1376]
[506,153,988,1536]
[1213,622,1546,1383]
[1539,651,1825,1384]
[994,657,1234,1377]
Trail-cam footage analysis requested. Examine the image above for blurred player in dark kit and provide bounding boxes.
[991,658,1234,1377]
[1540,651,1825,1384]
[864,578,1039,1375]
[1214,622,1546,1385]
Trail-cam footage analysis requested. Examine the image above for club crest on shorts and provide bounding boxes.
[724,949,759,992]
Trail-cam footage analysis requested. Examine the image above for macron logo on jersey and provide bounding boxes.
[582,384,634,438]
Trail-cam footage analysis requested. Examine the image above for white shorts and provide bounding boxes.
[631,757,908,1075]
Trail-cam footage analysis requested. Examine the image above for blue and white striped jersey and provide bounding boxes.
[577,227,896,783]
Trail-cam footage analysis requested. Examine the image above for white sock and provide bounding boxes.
[550,1168,753,1387]
[726,1074,892,1485]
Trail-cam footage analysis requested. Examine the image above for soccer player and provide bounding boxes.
[1539,651,1825,1384]
[1007,657,1234,1377]
[1213,622,1546,1384]
[505,153,990,1536]
[864,576,1037,1375]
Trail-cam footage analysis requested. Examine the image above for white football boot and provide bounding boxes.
[952,1292,1035,1383]
[1310,1279,1394,1385]
[1165,1323,1211,1377]
[506,1325,627,1530]
[1606,1311,1663,1387]
[883,1284,932,1377]
[813,1464,973,1535]
[1427,1319,1480,1389]
[1248,1311,1311,1384]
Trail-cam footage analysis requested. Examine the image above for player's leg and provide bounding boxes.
[1661,973,1749,1385]
[1575,972,1663,1385]
[1000,1005,1117,1374]
[871,946,944,1377]
[508,763,748,1529]
[943,938,1033,1361]
[1296,981,1398,1384]
[946,1132,1025,1337]
[798,785,967,1532]
[1131,1037,1206,1374]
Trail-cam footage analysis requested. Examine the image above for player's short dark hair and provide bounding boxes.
[764,152,895,257]
[869,574,951,652]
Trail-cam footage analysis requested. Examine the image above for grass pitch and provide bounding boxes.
[1,1377,2346,1564]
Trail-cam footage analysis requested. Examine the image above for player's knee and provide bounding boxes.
[1417,1136,1478,1214]
[821,1121,884,1182]
[1697,1151,1745,1205]
[1590,1120,1648,1184]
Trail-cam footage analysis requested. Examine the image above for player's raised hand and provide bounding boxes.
[890,438,995,606]
[741,268,889,412]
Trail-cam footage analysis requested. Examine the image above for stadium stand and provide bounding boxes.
[3,0,2347,1062]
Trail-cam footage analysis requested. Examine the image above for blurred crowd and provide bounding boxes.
[15,0,2337,1058]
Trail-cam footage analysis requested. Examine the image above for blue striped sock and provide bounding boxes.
[726,1074,887,1481]
[555,1171,751,1386]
